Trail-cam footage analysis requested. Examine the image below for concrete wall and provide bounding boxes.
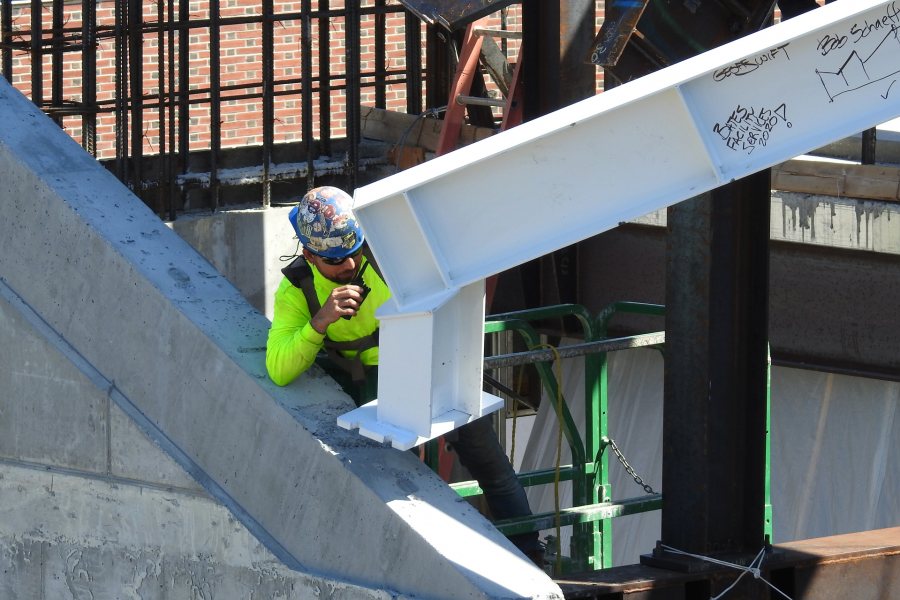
[0,467,399,600]
[167,205,297,321]
[578,193,900,379]
[1,278,385,598]
[0,78,562,599]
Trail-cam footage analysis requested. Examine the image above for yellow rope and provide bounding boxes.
[535,343,564,574]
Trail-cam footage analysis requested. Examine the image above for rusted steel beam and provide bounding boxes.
[558,527,900,600]
[592,0,777,85]
[771,527,900,600]
[589,0,649,68]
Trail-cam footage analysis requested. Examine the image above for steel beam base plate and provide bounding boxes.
[337,392,504,451]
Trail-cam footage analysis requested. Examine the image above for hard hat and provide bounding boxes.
[288,186,364,259]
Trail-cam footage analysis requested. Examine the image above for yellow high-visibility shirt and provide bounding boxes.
[265,257,390,386]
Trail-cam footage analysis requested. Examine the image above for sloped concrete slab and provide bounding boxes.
[0,78,562,599]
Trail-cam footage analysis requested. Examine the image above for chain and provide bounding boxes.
[600,436,656,495]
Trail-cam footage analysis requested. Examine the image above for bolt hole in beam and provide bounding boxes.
[339,0,900,448]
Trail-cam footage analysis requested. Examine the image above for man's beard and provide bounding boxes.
[327,268,357,285]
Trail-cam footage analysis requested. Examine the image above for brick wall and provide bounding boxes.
[3,1,609,160]
[4,0,415,158]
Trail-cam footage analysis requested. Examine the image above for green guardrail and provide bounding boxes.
[430,301,771,575]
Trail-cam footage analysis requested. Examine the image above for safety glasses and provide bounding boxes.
[314,248,362,266]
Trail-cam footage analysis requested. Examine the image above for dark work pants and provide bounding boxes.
[446,415,540,554]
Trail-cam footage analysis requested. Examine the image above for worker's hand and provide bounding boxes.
[310,284,368,333]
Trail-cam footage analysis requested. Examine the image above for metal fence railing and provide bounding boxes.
[0,0,448,218]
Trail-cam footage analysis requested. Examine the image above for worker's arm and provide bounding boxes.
[266,280,325,386]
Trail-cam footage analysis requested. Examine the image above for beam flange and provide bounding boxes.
[343,0,900,446]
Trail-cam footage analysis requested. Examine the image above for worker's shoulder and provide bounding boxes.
[274,273,306,300]
[280,256,312,283]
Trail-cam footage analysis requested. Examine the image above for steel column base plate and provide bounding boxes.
[337,392,503,450]
[639,544,784,573]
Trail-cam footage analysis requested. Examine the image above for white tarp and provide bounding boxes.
[519,347,899,566]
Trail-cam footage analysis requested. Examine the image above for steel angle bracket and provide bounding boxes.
[339,0,900,449]
[398,0,518,31]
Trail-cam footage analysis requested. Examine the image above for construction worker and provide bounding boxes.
[266,186,543,565]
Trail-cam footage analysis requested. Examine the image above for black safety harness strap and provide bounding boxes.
[281,246,382,383]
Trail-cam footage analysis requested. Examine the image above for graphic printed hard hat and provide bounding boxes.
[288,186,364,259]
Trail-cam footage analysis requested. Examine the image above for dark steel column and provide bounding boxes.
[522,0,595,111]
[317,0,331,157]
[177,0,190,194]
[51,0,63,125]
[302,0,315,187]
[345,0,360,190]
[652,170,771,561]
[861,128,877,164]
[1,0,11,80]
[521,1,595,333]
[424,25,449,111]
[81,0,97,156]
[165,0,176,219]
[594,0,777,568]
[30,0,42,108]
[114,0,128,181]
[128,0,143,195]
[404,11,422,114]
[558,1,596,104]
[155,0,166,215]
[374,0,386,109]
[209,0,221,210]
[521,1,556,119]
[262,0,274,206]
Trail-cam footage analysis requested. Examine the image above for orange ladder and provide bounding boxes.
[431,18,525,482]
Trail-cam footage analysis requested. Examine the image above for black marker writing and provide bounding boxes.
[816,24,900,101]
[713,43,791,81]
[817,33,848,56]
[850,1,900,44]
[713,103,792,154]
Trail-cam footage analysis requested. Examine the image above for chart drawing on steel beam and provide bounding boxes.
[815,22,900,101]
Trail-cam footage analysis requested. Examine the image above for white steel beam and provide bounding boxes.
[338,0,900,448]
